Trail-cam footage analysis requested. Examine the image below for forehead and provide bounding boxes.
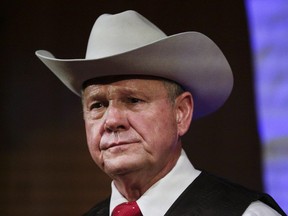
[82,76,168,98]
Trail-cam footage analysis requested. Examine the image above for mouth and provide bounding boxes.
[101,141,138,151]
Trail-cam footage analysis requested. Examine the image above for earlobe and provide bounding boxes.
[176,92,194,136]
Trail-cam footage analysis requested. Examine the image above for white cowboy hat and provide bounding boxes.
[35,10,233,119]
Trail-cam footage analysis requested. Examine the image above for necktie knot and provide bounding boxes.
[112,201,142,216]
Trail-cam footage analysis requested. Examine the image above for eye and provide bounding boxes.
[127,97,143,104]
[89,101,106,110]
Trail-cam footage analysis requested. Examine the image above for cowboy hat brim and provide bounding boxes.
[35,31,233,119]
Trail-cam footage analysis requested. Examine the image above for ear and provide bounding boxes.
[175,92,193,136]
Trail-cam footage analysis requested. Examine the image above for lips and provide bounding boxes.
[99,131,141,151]
[101,141,136,150]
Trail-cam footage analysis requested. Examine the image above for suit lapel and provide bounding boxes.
[83,197,110,216]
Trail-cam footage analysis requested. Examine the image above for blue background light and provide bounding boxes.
[246,0,288,212]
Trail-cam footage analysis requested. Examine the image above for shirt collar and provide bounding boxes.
[109,149,201,216]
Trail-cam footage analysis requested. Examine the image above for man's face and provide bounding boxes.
[82,77,188,180]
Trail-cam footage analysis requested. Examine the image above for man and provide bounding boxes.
[36,10,286,216]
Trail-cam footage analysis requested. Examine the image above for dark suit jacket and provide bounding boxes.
[83,171,286,216]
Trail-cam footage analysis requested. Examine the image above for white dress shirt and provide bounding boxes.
[110,149,281,216]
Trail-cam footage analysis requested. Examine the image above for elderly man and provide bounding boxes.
[36,10,285,216]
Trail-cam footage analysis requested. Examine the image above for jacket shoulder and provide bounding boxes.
[165,171,285,216]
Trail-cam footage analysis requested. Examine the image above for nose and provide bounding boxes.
[104,103,129,133]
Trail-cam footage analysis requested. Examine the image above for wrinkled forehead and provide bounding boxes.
[81,75,172,99]
[82,75,167,90]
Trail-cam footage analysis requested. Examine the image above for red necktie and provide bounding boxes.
[112,201,142,216]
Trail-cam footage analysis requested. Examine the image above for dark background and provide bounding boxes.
[1,0,261,215]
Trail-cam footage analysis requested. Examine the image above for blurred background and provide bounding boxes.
[246,0,288,212]
[1,0,287,215]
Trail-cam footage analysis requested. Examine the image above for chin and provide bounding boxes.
[104,158,144,177]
